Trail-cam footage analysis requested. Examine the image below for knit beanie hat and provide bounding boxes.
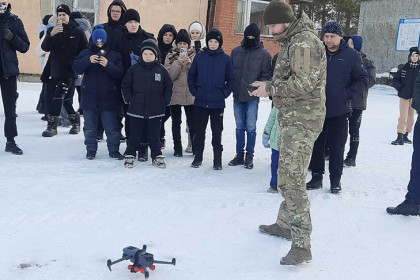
[56,4,71,16]
[123,9,140,25]
[409,47,420,56]
[323,22,343,36]
[175,29,191,46]
[92,25,107,44]
[206,28,223,49]
[263,0,295,25]
[42,15,52,26]
[244,23,260,38]
[140,39,160,60]
[349,35,363,52]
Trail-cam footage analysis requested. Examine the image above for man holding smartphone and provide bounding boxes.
[41,4,88,137]
[0,1,29,155]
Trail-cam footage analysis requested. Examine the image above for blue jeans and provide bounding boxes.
[270,149,280,187]
[234,99,259,155]
[83,110,120,153]
[407,119,420,204]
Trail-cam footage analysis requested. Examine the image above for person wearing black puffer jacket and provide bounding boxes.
[122,39,173,169]
[229,23,272,169]
[391,47,420,146]
[0,1,29,155]
[41,4,88,137]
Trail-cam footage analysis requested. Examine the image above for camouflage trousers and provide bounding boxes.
[275,125,318,250]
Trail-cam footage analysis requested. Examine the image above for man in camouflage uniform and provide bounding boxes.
[251,0,326,265]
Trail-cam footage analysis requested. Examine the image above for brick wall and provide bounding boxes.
[211,0,291,57]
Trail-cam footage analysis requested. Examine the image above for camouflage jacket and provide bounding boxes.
[266,11,326,133]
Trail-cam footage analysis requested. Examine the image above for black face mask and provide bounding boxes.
[243,38,258,49]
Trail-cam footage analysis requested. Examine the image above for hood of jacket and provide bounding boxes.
[107,0,127,26]
[188,21,206,40]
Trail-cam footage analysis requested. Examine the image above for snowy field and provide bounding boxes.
[1,82,419,280]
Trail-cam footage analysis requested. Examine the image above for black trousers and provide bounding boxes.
[193,106,224,160]
[0,75,18,141]
[407,119,420,204]
[347,109,363,159]
[170,105,195,151]
[309,114,349,182]
[125,116,162,160]
[45,77,76,117]
[160,106,171,140]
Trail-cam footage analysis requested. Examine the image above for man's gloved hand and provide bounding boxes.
[262,137,270,148]
[4,29,14,41]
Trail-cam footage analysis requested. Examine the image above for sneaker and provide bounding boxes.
[267,187,278,193]
[191,158,202,168]
[330,181,342,194]
[5,141,23,155]
[109,151,124,160]
[152,155,166,169]
[258,223,292,240]
[306,173,323,190]
[386,198,420,216]
[244,153,254,169]
[344,156,356,167]
[86,151,96,160]
[228,153,244,166]
[124,155,135,168]
[280,247,312,265]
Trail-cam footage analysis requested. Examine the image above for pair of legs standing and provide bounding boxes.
[391,98,415,145]
[170,105,195,157]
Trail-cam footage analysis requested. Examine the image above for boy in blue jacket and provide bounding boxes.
[187,28,235,170]
[73,25,124,160]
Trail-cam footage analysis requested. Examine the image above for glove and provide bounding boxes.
[4,29,14,41]
[262,137,270,148]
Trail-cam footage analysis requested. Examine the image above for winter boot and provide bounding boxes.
[228,153,244,166]
[244,153,254,169]
[330,180,342,194]
[138,144,149,162]
[152,155,166,169]
[267,187,279,193]
[280,247,312,265]
[213,150,222,170]
[344,156,356,167]
[258,223,292,240]
[306,173,323,190]
[42,115,58,137]
[185,134,193,153]
[403,132,412,144]
[86,151,96,160]
[68,113,81,134]
[5,141,23,155]
[386,198,420,216]
[174,144,183,157]
[191,153,203,168]
[109,151,124,160]
[391,133,404,145]
[124,155,135,168]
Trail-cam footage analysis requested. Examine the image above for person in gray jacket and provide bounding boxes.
[228,23,272,169]
[344,35,376,167]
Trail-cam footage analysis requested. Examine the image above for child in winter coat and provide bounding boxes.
[263,107,280,193]
[187,28,235,170]
[392,47,420,145]
[188,21,206,53]
[73,25,124,160]
[122,39,173,169]
[165,29,196,157]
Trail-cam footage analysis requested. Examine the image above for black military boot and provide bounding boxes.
[191,153,203,168]
[330,180,342,194]
[42,115,58,137]
[344,156,356,167]
[228,153,244,166]
[244,153,254,169]
[213,150,222,170]
[5,141,23,155]
[68,113,81,134]
[386,197,420,216]
[391,133,404,145]
[403,132,412,144]
[306,173,323,190]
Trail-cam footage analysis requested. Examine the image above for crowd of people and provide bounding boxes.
[0,0,419,266]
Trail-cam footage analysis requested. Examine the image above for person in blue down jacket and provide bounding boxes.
[0,1,30,155]
[229,23,272,170]
[73,25,124,161]
[306,22,368,194]
[188,28,235,170]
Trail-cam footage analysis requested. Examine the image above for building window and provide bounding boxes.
[54,0,99,26]
[235,0,270,35]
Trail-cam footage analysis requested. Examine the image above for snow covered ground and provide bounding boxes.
[1,82,419,280]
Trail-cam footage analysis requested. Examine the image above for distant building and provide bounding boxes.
[358,0,420,72]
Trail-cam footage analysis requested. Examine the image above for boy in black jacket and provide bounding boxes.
[122,39,173,168]
[73,25,124,160]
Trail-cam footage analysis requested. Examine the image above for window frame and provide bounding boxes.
[236,0,272,37]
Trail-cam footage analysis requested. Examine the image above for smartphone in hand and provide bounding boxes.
[180,48,187,58]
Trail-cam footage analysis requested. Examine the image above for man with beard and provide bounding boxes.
[0,1,29,154]
[229,23,272,169]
